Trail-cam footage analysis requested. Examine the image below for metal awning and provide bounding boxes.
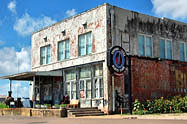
[0,71,62,81]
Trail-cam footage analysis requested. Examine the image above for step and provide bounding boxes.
[71,111,103,115]
[67,108,99,112]
[68,109,100,112]
[67,107,98,110]
[75,112,106,117]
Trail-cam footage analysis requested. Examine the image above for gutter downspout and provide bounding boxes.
[110,8,115,113]
[110,8,115,46]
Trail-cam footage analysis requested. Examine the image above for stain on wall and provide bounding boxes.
[131,57,187,101]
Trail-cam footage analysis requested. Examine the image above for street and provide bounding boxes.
[0,116,186,124]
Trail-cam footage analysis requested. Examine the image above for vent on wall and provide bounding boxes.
[44,37,47,42]
[82,22,87,29]
[62,30,66,36]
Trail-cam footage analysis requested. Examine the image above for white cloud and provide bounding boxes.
[8,0,16,14]
[0,82,29,98]
[152,0,187,20]
[0,46,31,76]
[66,9,77,17]
[0,46,30,98]
[14,13,56,36]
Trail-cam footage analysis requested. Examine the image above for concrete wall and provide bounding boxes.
[0,108,67,118]
[105,4,187,112]
[108,5,187,59]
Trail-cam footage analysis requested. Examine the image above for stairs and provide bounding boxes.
[67,107,106,117]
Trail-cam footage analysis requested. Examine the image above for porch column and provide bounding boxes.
[39,76,41,104]
[9,80,12,92]
[9,80,12,97]
[33,76,36,108]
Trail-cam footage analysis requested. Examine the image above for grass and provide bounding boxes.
[0,102,9,109]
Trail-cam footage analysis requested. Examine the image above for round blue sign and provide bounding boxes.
[112,50,125,69]
[107,46,126,73]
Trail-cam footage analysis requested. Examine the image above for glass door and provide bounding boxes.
[79,79,91,99]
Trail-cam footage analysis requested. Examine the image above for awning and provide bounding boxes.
[0,71,62,81]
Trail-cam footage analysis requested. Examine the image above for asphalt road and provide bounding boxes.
[0,116,187,124]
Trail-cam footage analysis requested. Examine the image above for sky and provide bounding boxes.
[0,0,187,98]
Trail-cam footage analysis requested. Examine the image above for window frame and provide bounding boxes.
[58,39,70,61]
[179,41,187,61]
[78,32,92,56]
[160,38,173,60]
[40,45,51,65]
[65,69,76,100]
[93,64,104,98]
[138,34,153,57]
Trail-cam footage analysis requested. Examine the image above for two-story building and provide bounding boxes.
[1,3,187,114]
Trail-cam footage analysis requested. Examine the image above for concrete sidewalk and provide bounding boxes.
[76,113,187,120]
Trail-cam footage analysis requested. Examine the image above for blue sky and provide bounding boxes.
[0,0,187,98]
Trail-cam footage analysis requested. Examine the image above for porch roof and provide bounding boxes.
[0,71,62,81]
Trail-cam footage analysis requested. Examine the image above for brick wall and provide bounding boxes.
[131,56,187,101]
[113,56,187,102]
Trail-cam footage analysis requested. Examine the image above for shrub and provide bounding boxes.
[60,104,67,108]
[133,95,187,115]
[0,102,9,109]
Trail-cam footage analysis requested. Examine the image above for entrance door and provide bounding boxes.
[79,79,91,108]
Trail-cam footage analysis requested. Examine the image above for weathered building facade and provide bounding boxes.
[30,3,187,113]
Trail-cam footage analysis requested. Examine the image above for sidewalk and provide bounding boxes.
[76,113,187,120]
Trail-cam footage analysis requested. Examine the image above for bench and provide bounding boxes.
[67,100,79,108]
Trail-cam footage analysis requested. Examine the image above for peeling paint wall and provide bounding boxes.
[31,3,187,113]
[31,4,110,113]
[31,4,107,71]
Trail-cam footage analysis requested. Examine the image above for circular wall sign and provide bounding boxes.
[108,46,126,73]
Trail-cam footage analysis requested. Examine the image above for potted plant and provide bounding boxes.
[35,104,41,109]
[52,104,60,109]
[60,104,67,109]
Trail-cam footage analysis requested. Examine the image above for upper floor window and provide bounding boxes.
[58,40,70,61]
[160,39,172,59]
[138,35,152,57]
[40,45,51,65]
[78,32,92,56]
[179,42,187,61]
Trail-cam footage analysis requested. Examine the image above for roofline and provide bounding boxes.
[0,70,62,81]
[32,3,186,36]
[32,3,110,35]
